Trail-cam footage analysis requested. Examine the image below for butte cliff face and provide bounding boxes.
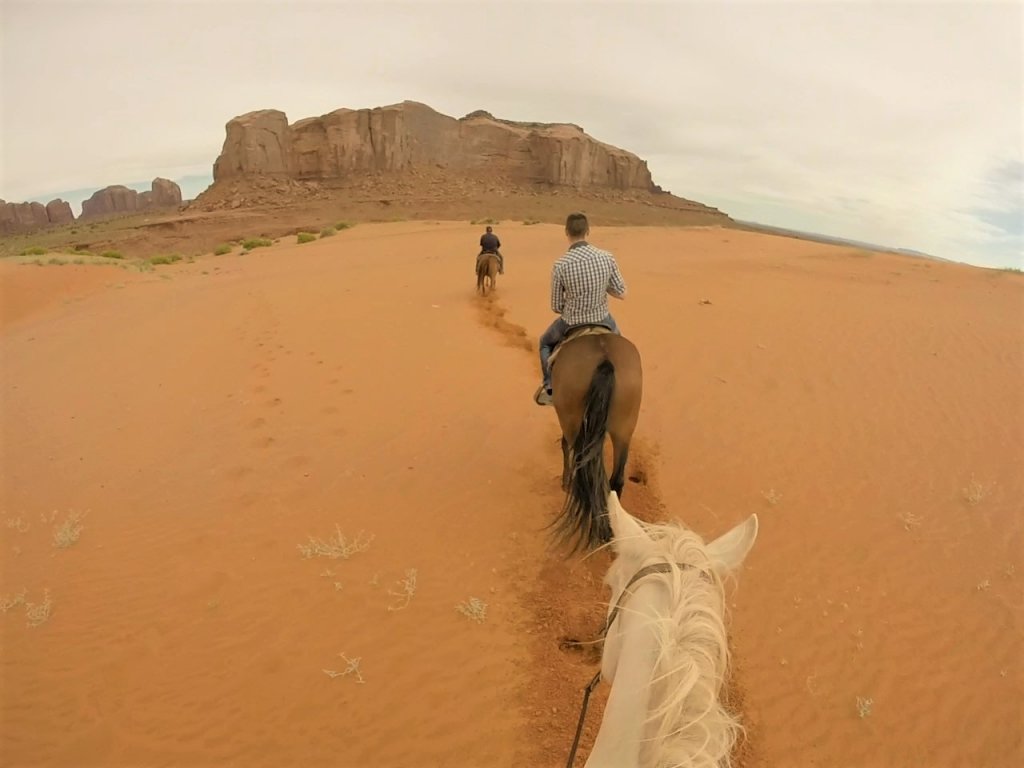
[210,101,659,192]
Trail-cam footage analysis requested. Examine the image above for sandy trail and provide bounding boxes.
[2,222,1021,767]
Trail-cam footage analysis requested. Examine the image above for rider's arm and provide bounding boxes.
[607,256,627,299]
[550,264,564,313]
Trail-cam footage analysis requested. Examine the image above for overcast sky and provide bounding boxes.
[2,0,1020,268]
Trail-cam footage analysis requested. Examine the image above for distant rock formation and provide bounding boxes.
[45,199,74,225]
[0,201,47,230]
[209,101,659,192]
[0,199,69,235]
[80,177,182,219]
[81,185,137,218]
[149,177,184,207]
[0,176,185,234]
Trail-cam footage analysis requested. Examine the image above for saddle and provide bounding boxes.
[548,324,614,368]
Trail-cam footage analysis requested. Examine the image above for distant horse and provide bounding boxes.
[547,326,643,554]
[582,490,759,767]
[476,253,499,295]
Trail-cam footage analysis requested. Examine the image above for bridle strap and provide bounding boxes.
[565,561,708,766]
[565,670,602,768]
[600,562,680,639]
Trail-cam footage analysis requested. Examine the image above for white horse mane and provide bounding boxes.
[585,491,758,768]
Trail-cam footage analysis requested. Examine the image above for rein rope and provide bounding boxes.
[565,561,704,766]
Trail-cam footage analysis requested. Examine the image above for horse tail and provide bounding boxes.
[475,256,485,292]
[555,357,616,553]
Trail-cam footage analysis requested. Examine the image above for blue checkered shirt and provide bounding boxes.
[550,241,627,325]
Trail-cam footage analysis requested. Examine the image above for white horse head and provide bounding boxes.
[584,491,758,768]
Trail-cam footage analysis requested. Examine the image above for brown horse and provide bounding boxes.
[548,327,643,554]
[476,253,499,295]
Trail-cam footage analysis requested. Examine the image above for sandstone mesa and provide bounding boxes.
[210,100,661,192]
[193,101,726,222]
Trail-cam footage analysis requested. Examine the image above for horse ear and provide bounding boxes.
[607,491,648,548]
[706,514,759,573]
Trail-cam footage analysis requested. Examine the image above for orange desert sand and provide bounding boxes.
[1,222,1021,767]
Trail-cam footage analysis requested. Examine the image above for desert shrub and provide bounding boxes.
[213,243,232,255]
[149,254,182,265]
[242,238,272,250]
[297,232,317,244]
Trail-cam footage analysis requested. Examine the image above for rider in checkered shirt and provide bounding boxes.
[534,212,627,406]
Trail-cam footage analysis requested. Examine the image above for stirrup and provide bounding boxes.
[534,384,552,405]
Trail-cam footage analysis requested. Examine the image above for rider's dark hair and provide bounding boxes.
[485,225,493,233]
[565,212,589,239]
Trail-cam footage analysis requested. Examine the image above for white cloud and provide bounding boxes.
[1,0,1020,267]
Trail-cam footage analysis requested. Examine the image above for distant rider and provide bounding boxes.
[478,225,504,275]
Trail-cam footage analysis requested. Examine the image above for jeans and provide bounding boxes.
[539,314,619,391]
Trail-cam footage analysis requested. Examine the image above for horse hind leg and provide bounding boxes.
[609,434,630,498]
[607,349,641,499]
[560,436,571,491]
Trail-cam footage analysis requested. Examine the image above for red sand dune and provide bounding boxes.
[1,222,1021,767]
